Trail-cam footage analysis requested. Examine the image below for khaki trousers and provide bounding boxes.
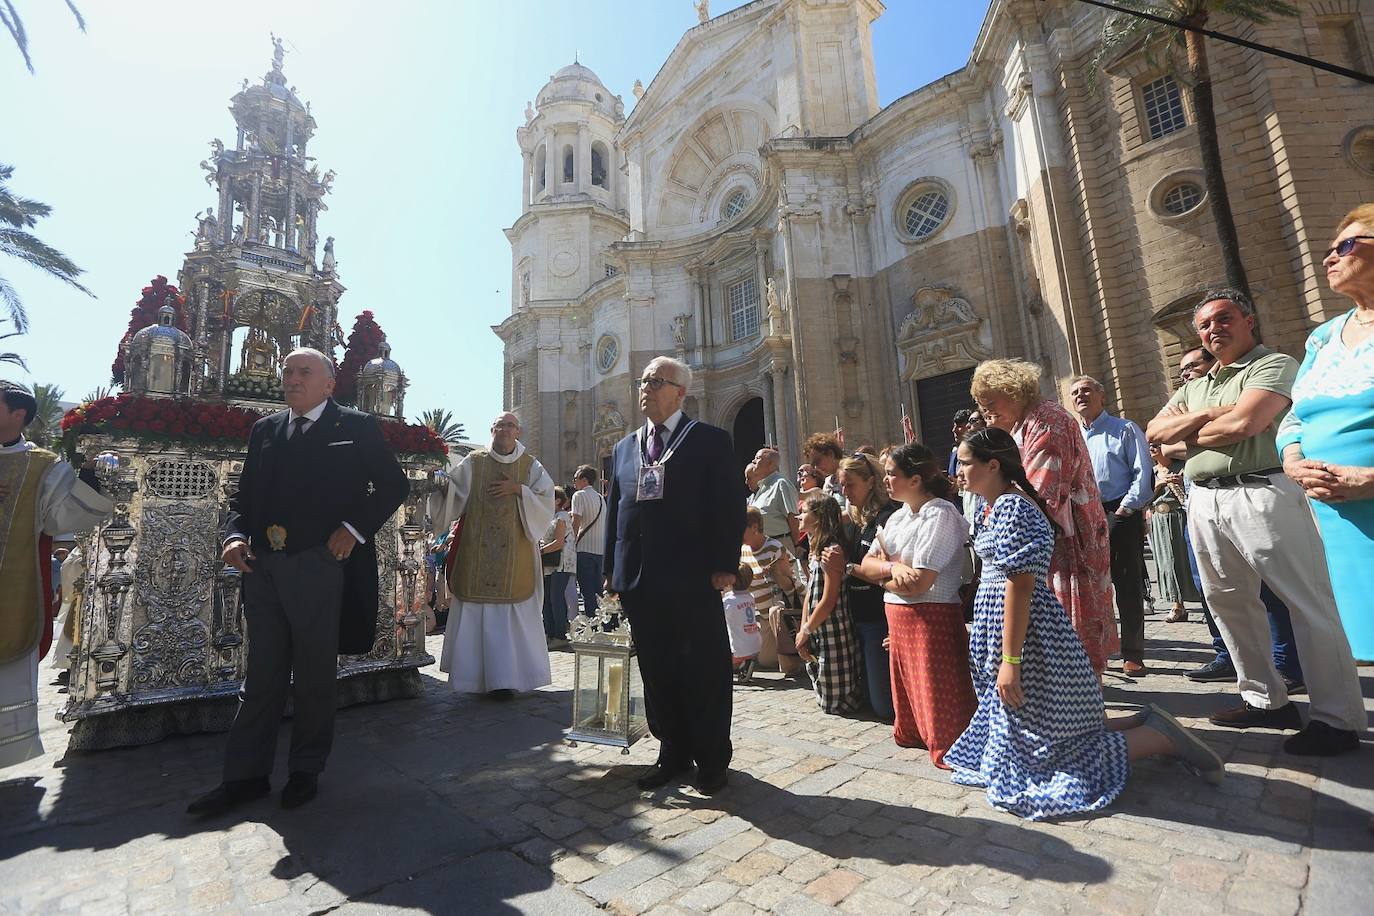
[1187,473,1365,732]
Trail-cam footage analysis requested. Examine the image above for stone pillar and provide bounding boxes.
[576,122,590,193]
[689,266,707,365]
[545,137,557,194]
[771,364,795,473]
[521,150,533,211]
[762,370,777,446]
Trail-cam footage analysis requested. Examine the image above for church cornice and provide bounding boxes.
[504,199,630,240]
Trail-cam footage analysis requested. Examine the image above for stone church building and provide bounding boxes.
[496,0,1374,483]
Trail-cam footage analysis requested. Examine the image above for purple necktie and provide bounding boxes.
[647,424,666,462]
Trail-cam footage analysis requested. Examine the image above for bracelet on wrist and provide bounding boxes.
[1001,653,1021,665]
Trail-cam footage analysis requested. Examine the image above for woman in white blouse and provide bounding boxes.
[856,443,977,768]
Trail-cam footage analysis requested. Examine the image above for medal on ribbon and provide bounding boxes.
[266,524,287,551]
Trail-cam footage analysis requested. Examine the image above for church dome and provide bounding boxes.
[552,61,605,85]
[536,60,620,118]
[125,306,194,398]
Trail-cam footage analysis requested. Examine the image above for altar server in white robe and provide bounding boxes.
[50,542,85,672]
[0,388,112,768]
[430,412,555,699]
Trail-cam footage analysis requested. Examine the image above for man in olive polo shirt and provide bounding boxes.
[1147,289,1364,757]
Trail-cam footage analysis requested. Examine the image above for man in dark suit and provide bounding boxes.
[605,356,745,793]
[188,348,408,816]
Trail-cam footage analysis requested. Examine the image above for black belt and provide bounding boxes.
[1192,468,1281,489]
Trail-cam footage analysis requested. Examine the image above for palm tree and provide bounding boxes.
[26,382,65,447]
[417,408,466,445]
[1090,0,1299,297]
[0,319,24,370]
[2,1,86,73]
[0,162,93,347]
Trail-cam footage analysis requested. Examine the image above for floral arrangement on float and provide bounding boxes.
[334,309,385,404]
[111,276,191,384]
[60,394,448,460]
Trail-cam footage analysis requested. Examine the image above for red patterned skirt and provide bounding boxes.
[885,601,977,769]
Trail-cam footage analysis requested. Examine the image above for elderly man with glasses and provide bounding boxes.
[604,356,746,794]
[746,446,800,555]
[1147,291,1363,757]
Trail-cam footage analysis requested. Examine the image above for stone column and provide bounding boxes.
[771,364,795,473]
[689,266,707,365]
[576,122,590,194]
[762,369,777,446]
[545,138,556,194]
[521,150,533,211]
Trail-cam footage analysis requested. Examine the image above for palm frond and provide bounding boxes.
[1,1,33,74]
[0,228,92,296]
[0,352,27,370]
[63,0,86,32]
[0,275,28,332]
[0,191,52,229]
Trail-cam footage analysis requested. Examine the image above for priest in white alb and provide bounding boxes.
[0,387,113,768]
[430,412,555,700]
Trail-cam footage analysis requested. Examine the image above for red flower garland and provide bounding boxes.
[111,276,191,384]
[61,394,448,458]
[334,310,385,404]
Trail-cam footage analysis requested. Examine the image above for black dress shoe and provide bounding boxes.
[186,777,270,817]
[694,767,729,795]
[281,772,319,809]
[1283,720,1360,756]
[1208,701,1303,731]
[637,761,691,790]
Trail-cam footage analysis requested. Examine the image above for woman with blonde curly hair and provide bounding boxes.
[970,359,1117,674]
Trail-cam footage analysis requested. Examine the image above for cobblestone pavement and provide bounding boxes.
[2,607,1371,915]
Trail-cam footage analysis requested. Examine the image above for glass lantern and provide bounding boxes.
[568,595,647,753]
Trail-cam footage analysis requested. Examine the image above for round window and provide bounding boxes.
[722,187,752,220]
[594,335,620,375]
[1161,182,1203,216]
[903,189,950,241]
[1345,126,1374,176]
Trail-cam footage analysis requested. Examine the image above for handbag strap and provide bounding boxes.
[575,491,603,545]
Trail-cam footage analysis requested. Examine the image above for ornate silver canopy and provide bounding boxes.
[124,305,194,397]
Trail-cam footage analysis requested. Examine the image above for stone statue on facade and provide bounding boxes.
[633,79,645,100]
[525,100,535,122]
[321,236,337,273]
[765,278,788,337]
[695,0,710,24]
[195,208,219,247]
[320,169,336,194]
[670,314,690,350]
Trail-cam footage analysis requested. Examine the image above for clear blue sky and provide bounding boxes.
[3,0,988,434]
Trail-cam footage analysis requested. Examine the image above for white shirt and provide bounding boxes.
[641,409,684,443]
[571,484,607,555]
[869,499,969,605]
[286,399,329,436]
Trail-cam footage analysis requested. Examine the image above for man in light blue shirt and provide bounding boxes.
[1070,375,1152,674]
[746,447,799,555]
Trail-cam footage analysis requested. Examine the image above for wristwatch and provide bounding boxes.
[845,562,856,578]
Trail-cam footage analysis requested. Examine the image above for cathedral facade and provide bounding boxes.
[497,0,1374,484]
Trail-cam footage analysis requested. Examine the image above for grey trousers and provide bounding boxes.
[223,545,344,781]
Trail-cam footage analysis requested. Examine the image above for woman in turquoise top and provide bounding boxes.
[1278,204,1374,662]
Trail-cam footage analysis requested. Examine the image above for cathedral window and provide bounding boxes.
[510,372,523,407]
[728,276,760,341]
[901,188,950,241]
[591,144,608,188]
[722,187,751,221]
[535,146,547,191]
[1161,183,1202,216]
[1141,75,1187,141]
[563,146,575,184]
[1345,126,1374,176]
[1149,171,1207,222]
[604,264,619,279]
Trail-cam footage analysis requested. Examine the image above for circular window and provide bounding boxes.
[594,335,620,375]
[1161,182,1203,216]
[722,187,752,220]
[1345,126,1374,176]
[896,181,953,243]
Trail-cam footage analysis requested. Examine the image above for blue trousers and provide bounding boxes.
[853,618,895,722]
[542,571,572,638]
[1183,523,1303,681]
[575,551,602,616]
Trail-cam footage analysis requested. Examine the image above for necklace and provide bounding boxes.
[1354,310,1374,327]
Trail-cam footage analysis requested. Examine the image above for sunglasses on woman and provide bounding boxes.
[1325,236,1374,260]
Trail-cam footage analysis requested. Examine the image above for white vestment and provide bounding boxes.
[429,441,555,693]
[1,438,112,768]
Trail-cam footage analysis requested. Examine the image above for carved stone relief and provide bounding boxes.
[897,286,993,381]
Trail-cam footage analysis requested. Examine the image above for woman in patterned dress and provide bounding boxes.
[946,428,1225,821]
[1278,204,1374,662]
[854,443,976,767]
[971,359,1117,674]
[795,492,863,714]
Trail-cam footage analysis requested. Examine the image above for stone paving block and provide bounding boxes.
[580,816,750,904]
[739,874,799,910]
[720,849,786,884]
[802,867,864,906]
[780,851,833,884]
[609,876,678,915]
[676,880,739,911]
[551,854,604,883]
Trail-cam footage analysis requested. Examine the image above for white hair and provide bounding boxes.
[649,355,692,390]
[284,347,336,378]
[1068,375,1103,392]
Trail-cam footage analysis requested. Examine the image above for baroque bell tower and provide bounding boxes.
[178,35,345,399]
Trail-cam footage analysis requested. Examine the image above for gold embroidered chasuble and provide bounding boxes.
[449,450,538,603]
[0,448,54,664]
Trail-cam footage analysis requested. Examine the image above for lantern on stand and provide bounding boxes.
[567,594,648,753]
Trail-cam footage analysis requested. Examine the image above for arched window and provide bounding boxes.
[591,144,608,188]
[535,146,546,191]
[722,187,751,221]
[563,146,574,184]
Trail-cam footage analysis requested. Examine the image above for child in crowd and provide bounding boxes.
[723,564,762,684]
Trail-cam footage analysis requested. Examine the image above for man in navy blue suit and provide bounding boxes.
[605,356,746,793]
